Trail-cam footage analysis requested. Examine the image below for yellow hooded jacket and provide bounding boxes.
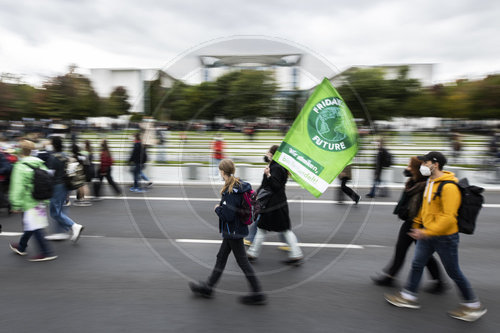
[412,171,461,237]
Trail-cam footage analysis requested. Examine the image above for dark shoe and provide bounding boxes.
[366,194,375,198]
[371,273,395,286]
[424,280,449,295]
[239,293,267,305]
[189,281,213,298]
[283,257,303,266]
[353,194,360,205]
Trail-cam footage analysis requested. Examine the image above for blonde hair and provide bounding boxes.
[19,140,35,156]
[219,159,240,194]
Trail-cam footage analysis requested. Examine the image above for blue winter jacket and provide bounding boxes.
[215,181,252,239]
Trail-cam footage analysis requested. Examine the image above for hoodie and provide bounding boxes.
[412,171,461,237]
[9,156,49,212]
[215,181,252,239]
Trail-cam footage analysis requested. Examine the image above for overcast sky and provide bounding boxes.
[0,0,498,86]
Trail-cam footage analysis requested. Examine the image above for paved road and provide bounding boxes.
[0,185,498,332]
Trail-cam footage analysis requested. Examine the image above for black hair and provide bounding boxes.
[52,136,63,152]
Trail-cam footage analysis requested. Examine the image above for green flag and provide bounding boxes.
[274,78,359,197]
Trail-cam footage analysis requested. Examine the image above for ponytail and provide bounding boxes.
[218,159,240,194]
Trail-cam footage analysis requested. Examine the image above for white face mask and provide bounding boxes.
[419,165,431,176]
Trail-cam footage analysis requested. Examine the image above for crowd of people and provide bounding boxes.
[0,131,488,321]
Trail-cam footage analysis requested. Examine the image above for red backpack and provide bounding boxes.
[238,190,255,225]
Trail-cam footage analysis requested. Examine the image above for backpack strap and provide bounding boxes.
[22,162,37,170]
[433,180,458,200]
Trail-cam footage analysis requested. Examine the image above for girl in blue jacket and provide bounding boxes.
[189,159,266,305]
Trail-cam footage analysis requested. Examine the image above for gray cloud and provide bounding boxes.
[0,0,498,83]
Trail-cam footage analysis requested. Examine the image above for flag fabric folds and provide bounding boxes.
[274,78,359,197]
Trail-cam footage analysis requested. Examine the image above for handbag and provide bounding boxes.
[254,187,272,218]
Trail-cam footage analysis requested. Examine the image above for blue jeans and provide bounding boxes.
[140,170,150,182]
[49,183,75,233]
[132,164,141,188]
[404,233,477,302]
[19,229,53,256]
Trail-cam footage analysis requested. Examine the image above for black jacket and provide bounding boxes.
[129,142,147,165]
[46,152,67,185]
[215,181,252,239]
[257,161,291,232]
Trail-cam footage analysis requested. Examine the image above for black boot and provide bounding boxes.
[239,293,267,305]
[189,281,213,298]
[371,273,395,287]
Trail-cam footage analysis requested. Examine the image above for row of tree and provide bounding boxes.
[145,69,278,121]
[0,66,498,121]
[337,67,500,121]
[0,66,130,120]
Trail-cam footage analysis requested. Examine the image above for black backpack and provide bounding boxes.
[433,178,484,235]
[23,163,54,200]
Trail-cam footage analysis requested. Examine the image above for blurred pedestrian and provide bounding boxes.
[8,140,57,261]
[139,145,153,188]
[211,134,225,177]
[367,138,391,198]
[94,140,122,198]
[45,136,85,242]
[371,156,446,293]
[189,159,266,305]
[0,146,13,215]
[337,164,360,204]
[450,132,462,164]
[72,143,92,206]
[129,133,147,193]
[247,145,304,265]
[385,151,487,322]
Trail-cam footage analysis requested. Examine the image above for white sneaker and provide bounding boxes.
[71,224,84,242]
[45,233,71,241]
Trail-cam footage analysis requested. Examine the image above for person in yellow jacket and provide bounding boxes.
[385,151,486,322]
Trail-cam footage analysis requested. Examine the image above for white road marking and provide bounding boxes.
[175,239,365,249]
[86,196,500,208]
[0,233,377,249]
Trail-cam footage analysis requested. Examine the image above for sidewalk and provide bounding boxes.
[110,164,500,191]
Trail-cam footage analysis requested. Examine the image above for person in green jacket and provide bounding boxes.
[9,140,57,262]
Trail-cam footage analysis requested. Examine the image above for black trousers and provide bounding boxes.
[384,219,443,280]
[93,171,122,197]
[207,238,261,293]
[338,178,360,202]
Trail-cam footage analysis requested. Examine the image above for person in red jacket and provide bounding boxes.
[211,135,225,177]
[93,140,122,199]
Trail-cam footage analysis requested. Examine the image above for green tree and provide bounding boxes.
[36,66,101,119]
[105,86,131,117]
[224,69,278,120]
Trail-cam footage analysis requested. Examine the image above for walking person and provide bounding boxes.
[247,145,304,265]
[211,134,225,177]
[371,156,446,293]
[72,143,92,206]
[94,140,122,198]
[337,164,360,204]
[129,133,147,193]
[45,136,85,242]
[367,138,391,198]
[385,151,487,322]
[8,140,57,262]
[189,159,266,305]
[139,144,153,188]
